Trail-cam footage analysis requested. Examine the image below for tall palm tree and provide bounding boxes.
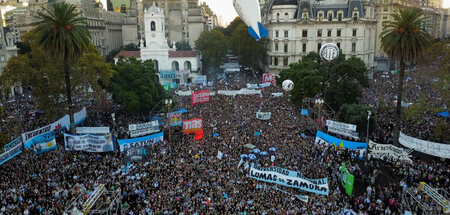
[33,2,91,133]
[380,8,432,144]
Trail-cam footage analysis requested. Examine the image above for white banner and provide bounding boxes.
[270,93,283,98]
[326,120,356,131]
[76,127,110,134]
[256,112,271,120]
[129,121,159,132]
[64,133,114,153]
[368,141,413,163]
[399,132,450,159]
[129,126,160,138]
[328,126,359,140]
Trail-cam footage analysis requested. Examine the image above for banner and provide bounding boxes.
[270,93,283,98]
[0,137,22,166]
[315,131,367,158]
[64,133,114,153]
[368,140,413,163]
[123,146,149,163]
[246,83,259,89]
[118,132,164,153]
[248,164,329,195]
[256,112,271,120]
[340,163,354,196]
[263,74,276,84]
[328,126,359,140]
[259,83,271,88]
[399,132,450,159]
[3,136,22,152]
[163,82,177,91]
[326,120,356,131]
[193,75,207,86]
[301,109,308,116]
[76,127,110,134]
[170,111,182,126]
[34,136,57,154]
[183,118,203,134]
[128,121,159,132]
[129,127,160,138]
[22,107,87,148]
[194,129,204,140]
[160,70,176,79]
[191,90,210,105]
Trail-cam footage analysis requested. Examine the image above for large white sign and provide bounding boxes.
[399,132,450,159]
[129,126,160,138]
[64,133,114,153]
[368,141,413,164]
[256,112,271,120]
[76,127,110,134]
[129,121,159,132]
[328,127,359,140]
[326,120,356,131]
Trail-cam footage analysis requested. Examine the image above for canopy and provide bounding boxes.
[437,111,449,118]
[249,154,257,160]
[176,108,189,113]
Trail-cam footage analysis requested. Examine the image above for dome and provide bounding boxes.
[146,2,162,14]
[272,0,298,5]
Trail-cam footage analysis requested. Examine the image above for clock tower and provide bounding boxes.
[143,2,170,50]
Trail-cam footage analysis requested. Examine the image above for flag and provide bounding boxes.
[340,163,354,196]
[301,109,308,116]
[237,157,243,168]
[194,129,203,140]
[228,99,233,102]
[294,195,309,203]
[217,150,223,160]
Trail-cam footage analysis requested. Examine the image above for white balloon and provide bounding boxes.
[282,80,294,92]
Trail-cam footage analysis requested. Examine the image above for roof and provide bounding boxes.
[114,51,141,59]
[273,0,298,5]
[168,51,198,58]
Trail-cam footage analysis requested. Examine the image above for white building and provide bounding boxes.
[114,3,200,87]
[264,0,377,74]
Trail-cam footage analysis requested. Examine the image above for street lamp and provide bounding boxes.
[315,98,324,130]
[367,110,372,143]
[165,99,173,143]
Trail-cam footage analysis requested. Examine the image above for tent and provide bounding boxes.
[437,111,449,118]
[176,108,189,113]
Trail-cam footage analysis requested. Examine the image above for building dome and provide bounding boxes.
[146,2,162,14]
[272,0,298,5]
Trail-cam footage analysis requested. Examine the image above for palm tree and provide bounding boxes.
[380,8,432,144]
[33,2,91,133]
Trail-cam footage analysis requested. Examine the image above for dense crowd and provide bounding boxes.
[0,71,448,214]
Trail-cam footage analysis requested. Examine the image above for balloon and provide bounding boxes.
[233,0,268,41]
[282,80,294,92]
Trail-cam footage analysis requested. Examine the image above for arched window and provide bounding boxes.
[276,13,280,22]
[172,61,179,71]
[184,61,192,70]
[353,12,358,21]
[154,60,159,71]
[151,21,156,31]
[285,12,289,20]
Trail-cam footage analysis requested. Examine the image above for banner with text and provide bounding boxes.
[76,127,110,134]
[170,111,182,126]
[315,131,367,158]
[328,126,359,140]
[128,121,159,132]
[248,164,329,195]
[64,133,114,153]
[183,118,203,134]
[193,75,207,86]
[0,137,22,166]
[118,132,164,153]
[399,132,450,159]
[191,90,210,105]
[326,120,356,131]
[256,112,271,120]
[368,140,413,163]
[263,74,276,84]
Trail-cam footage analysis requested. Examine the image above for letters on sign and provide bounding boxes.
[263,74,276,84]
[191,90,210,105]
[183,119,203,134]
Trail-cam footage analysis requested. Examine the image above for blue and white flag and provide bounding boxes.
[34,134,57,154]
[301,109,308,116]
[118,132,164,153]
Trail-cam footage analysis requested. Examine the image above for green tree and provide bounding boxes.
[108,57,167,112]
[195,29,229,76]
[105,43,140,63]
[175,41,192,51]
[380,8,433,142]
[230,23,266,70]
[338,104,377,139]
[33,2,92,133]
[200,2,214,16]
[220,17,243,37]
[0,132,8,153]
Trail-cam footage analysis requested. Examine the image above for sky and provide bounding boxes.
[200,0,238,26]
[444,0,450,8]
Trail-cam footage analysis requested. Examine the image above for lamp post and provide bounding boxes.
[367,110,371,143]
[315,98,324,130]
[165,99,172,143]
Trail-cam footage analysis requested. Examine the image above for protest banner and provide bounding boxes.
[191,90,210,105]
[118,132,164,153]
[170,111,182,126]
[256,112,271,120]
[183,118,203,134]
[128,121,159,132]
[263,74,276,84]
[368,140,413,163]
[76,127,110,134]
[340,163,354,196]
[64,133,114,153]
[0,137,22,166]
[326,120,357,131]
[315,131,367,158]
[193,75,207,86]
[399,132,450,159]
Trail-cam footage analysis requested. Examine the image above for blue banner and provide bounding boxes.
[315,131,367,150]
[34,134,57,154]
[301,109,308,116]
[4,136,22,152]
[118,132,164,152]
[160,71,176,79]
[0,138,22,166]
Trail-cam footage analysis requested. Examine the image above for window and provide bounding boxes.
[284,30,289,38]
[353,13,358,21]
[283,57,289,66]
[317,30,322,37]
[327,30,332,37]
[302,30,308,37]
[338,13,343,21]
[269,57,272,65]
[302,43,307,52]
[275,30,279,38]
[317,43,322,52]
[0,56,5,62]
[337,43,341,49]
[353,29,357,37]
[352,42,356,52]
[383,7,388,12]
[383,16,388,20]
[284,44,288,53]
[328,13,333,21]
[277,13,280,22]
[318,12,323,21]
[285,12,289,20]
[151,21,156,31]
[172,61,179,70]
[337,29,341,37]
[302,12,308,19]
[275,43,279,51]
[274,57,278,66]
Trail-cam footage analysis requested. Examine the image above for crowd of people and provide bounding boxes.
[0,70,448,214]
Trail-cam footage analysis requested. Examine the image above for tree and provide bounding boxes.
[105,43,140,63]
[230,23,266,70]
[380,8,433,143]
[195,30,229,76]
[200,2,214,16]
[33,2,92,133]
[175,41,192,51]
[220,17,243,37]
[108,57,168,113]
[338,104,377,139]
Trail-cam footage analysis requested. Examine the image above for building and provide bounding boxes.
[122,0,139,46]
[114,3,200,87]
[263,0,377,74]
[441,8,450,38]
[0,10,19,96]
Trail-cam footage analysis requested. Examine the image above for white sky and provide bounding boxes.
[444,0,450,8]
[200,0,238,26]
